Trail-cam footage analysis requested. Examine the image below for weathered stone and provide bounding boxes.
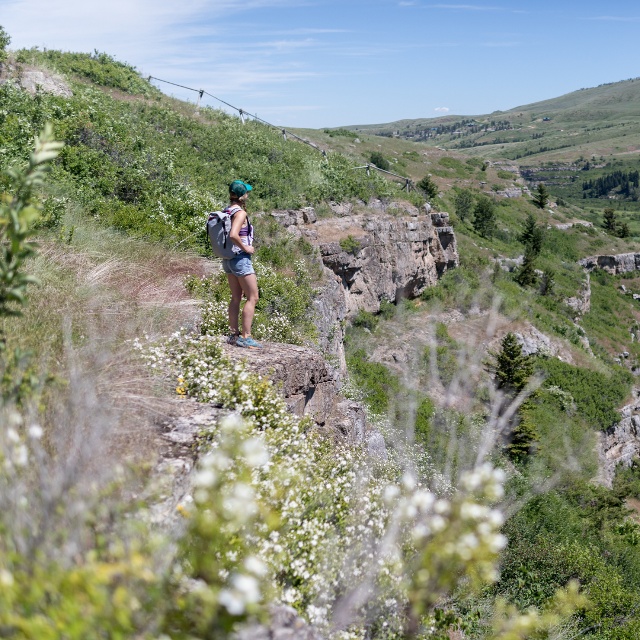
[514,327,555,357]
[580,253,640,275]
[565,272,591,315]
[315,213,458,317]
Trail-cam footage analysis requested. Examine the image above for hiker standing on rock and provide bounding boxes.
[222,180,262,349]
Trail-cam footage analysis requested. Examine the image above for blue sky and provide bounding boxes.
[2,0,639,128]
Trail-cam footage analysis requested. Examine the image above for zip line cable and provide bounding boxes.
[148,74,413,189]
[148,75,325,156]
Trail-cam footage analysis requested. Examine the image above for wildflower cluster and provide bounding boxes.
[165,414,275,635]
[136,328,581,638]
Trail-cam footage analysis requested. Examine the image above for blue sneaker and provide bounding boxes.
[236,336,263,349]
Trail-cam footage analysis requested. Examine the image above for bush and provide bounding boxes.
[339,234,361,254]
[370,151,390,171]
[538,357,632,430]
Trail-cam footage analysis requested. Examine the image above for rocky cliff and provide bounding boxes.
[597,391,640,487]
[271,204,459,366]
[580,253,640,275]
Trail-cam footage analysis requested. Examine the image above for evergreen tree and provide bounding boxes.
[495,332,534,393]
[532,183,549,209]
[603,207,618,234]
[618,221,630,238]
[472,195,496,238]
[453,188,474,222]
[540,268,555,296]
[507,405,540,462]
[494,334,538,463]
[518,212,544,256]
[514,247,539,287]
[417,174,438,200]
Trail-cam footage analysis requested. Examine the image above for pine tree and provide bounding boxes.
[495,332,534,393]
[472,195,496,238]
[514,248,538,287]
[532,183,549,209]
[518,212,544,257]
[507,405,540,462]
[417,174,438,200]
[540,268,555,296]
[618,221,630,238]
[453,188,474,222]
[603,207,618,234]
[495,335,538,463]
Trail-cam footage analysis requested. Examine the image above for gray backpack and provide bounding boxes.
[206,205,244,259]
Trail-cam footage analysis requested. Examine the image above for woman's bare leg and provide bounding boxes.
[237,273,259,338]
[227,273,243,335]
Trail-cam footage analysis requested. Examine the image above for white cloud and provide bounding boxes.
[584,15,640,22]
[434,107,449,112]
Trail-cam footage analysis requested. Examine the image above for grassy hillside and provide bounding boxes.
[4,40,640,639]
[337,77,640,164]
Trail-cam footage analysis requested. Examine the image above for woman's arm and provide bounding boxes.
[228,208,254,254]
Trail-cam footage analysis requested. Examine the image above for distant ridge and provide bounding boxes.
[337,77,640,162]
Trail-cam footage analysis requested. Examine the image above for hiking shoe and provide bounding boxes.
[226,332,240,345]
[236,336,263,349]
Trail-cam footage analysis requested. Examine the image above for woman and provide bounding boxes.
[222,180,262,349]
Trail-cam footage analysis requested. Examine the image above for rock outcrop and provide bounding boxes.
[580,253,640,275]
[152,341,385,526]
[597,392,640,487]
[271,204,459,365]
[565,272,591,316]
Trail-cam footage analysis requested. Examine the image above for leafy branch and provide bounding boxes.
[0,124,63,323]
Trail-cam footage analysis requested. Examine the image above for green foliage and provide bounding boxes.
[472,195,497,238]
[494,332,534,396]
[496,170,514,180]
[0,25,10,64]
[0,124,63,321]
[514,247,539,287]
[532,183,549,209]
[346,348,400,414]
[17,48,156,96]
[0,65,391,253]
[453,188,474,222]
[417,174,439,200]
[538,357,632,430]
[339,234,361,255]
[369,151,390,171]
[323,128,358,139]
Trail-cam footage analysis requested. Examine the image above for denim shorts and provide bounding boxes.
[222,252,255,277]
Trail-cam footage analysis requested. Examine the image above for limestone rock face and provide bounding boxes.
[270,205,459,367]
[596,391,640,487]
[565,272,591,316]
[580,253,640,275]
[313,212,458,317]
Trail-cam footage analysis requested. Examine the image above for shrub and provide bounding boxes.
[417,174,438,200]
[0,25,10,64]
[538,358,632,430]
[370,151,390,171]
[339,234,361,254]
